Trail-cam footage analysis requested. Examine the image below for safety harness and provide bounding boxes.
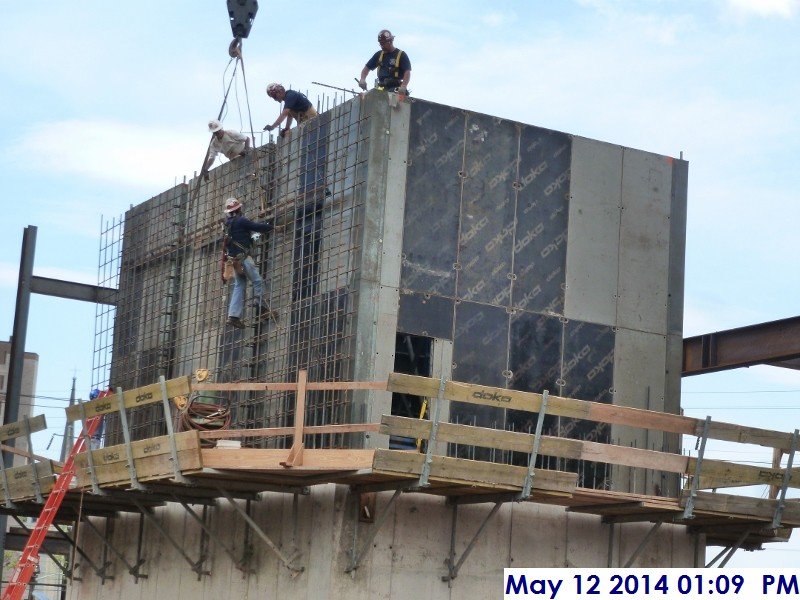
[223,216,250,258]
[377,49,405,87]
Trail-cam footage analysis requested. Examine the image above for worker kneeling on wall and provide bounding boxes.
[264,83,318,138]
[205,119,250,173]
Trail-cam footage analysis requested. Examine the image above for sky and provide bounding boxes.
[1,0,799,569]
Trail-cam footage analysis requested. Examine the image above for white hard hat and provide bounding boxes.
[208,119,223,132]
[224,197,242,213]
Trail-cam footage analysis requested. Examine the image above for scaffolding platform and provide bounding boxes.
[3,372,799,564]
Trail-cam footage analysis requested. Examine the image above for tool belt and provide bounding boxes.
[377,77,402,91]
[290,106,319,123]
[223,252,247,282]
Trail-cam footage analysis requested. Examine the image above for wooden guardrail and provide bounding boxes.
[385,373,800,493]
[0,415,53,504]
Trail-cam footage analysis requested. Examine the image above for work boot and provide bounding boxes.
[227,316,245,329]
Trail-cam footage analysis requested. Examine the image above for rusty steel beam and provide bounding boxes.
[683,316,800,376]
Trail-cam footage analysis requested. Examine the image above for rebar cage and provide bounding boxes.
[94,97,370,449]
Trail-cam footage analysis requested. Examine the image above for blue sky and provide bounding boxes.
[1,0,799,568]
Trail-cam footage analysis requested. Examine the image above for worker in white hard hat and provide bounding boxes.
[264,83,318,138]
[221,197,276,328]
[357,29,411,94]
[204,120,251,173]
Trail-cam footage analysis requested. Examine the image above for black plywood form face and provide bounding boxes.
[506,310,563,441]
[402,102,465,297]
[458,113,518,306]
[508,311,562,394]
[397,291,454,339]
[451,301,509,437]
[400,101,614,485]
[558,319,614,447]
[562,320,614,404]
[452,301,509,388]
[513,126,571,315]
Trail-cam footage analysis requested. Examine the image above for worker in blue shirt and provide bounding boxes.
[221,197,276,328]
[358,29,411,94]
[264,83,318,138]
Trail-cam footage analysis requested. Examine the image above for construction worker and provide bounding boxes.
[357,29,411,94]
[264,83,318,138]
[221,197,275,328]
[204,119,250,172]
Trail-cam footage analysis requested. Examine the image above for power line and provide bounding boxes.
[683,389,800,394]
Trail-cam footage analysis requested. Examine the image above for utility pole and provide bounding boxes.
[60,377,76,463]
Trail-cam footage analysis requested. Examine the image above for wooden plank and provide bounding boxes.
[684,491,800,525]
[382,415,691,474]
[0,461,56,502]
[383,416,799,491]
[72,431,202,487]
[74,449,202,488]
[201,448,375,471]
[0,442,63,467]
[372,449,577,494]
[0,414,47,443]
[66,376,191,422]
[193,381,386,392]
[688,457,795,489]
[281,370,307,467]
[198,423,381,440]
[388,373,795,451]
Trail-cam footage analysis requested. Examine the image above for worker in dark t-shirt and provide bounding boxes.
[264,83,318,138]
[358,29,411,93]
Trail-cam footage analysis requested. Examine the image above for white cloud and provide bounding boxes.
[724,0,799,18]
[9,119,209,190]
[481,12,508,27]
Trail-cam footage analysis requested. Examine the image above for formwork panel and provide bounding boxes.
[397,291,454,340]
[667,158,689,336]
[617,149,673,335]
[611,327,669,496]
[506,310,562,444]
[457,113,518,305]
[564,137,623,326]
[451,301,509,440]
[562,319,614,405]
[508,310,562,394]
[512,126,571,315]
[401,101,465,297]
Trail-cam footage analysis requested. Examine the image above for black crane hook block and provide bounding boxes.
[227,0,258,40]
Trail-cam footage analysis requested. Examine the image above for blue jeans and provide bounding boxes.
[228,255,265,319]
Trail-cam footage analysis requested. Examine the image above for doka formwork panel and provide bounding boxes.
[401,101,463,297]
[611,326,676,496]
[512,125,571,316]
[564,137,623,327]
[667,159,689,337]
[617,149,673,336]
[458,113,518,306]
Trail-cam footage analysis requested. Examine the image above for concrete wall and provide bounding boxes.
[67,485,701,600]
[82,92,693,599]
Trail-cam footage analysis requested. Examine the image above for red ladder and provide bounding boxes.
[2,415,102,600]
